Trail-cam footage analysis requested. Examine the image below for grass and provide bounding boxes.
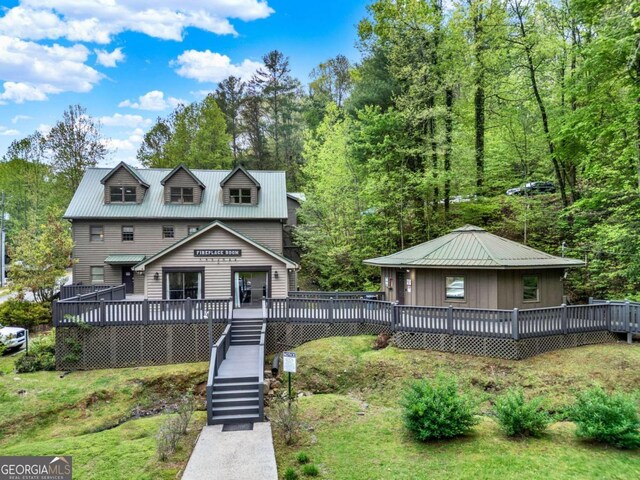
[272,335,640,479]
[0,347,209,478]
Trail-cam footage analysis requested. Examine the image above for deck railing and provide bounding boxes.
[53,297,232,326]
[258,321,266,422]
[206,324,232,425]
[60,283,124,300]
[288,291,385,300]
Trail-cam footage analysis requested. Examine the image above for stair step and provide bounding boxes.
[212,398,259,407]
[232,334,261,340]
[231,341,260,346]
[211,389,259,399]
[212,382,259,391]
[209,413,260,425]
[215,376,259,384]
[212,405,260,416]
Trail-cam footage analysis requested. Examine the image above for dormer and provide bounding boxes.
[220,166,260,206]
[101,162,149,204]
[161,164,205,205]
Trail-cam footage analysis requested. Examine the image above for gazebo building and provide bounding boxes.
[364,225,584,309]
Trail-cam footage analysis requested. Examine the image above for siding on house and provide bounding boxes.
[103,165,147,204]
[142,226,288,299]
[496,268,564,310]
[286,197,300,226]
[222,170,258,205]
[162,168,204,204]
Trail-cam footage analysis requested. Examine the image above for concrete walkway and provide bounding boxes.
[182,422,278,480]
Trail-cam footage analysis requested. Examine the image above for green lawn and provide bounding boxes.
[0,350,209,479]
[272,336,640,479]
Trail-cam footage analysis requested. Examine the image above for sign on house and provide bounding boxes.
[193,249,242,257]
[283,351,297,373]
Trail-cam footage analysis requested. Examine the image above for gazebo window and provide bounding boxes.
[445,276,465,300]
[523,276,539,302]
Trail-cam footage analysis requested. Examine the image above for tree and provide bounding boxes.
[310,54,352,107]
[46,105,109,193]
[8,208,73,303]
[214,76,246,163]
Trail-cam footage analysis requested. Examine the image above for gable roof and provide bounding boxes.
[65,168,288,219]
[160,164,205,188]
[219,165,261,188]
[287,192,306,203]
[364,225,585,270]
[132,220,298,271]
[100,161,150,188]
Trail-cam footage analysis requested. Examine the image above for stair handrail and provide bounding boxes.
[206,323,231,425]
[258,321,266,421]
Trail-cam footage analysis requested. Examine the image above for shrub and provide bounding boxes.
[401,374,479,441]
[15,330,56,373]
[302,464,319,477]
[156,415,182,461]
[271,398,303,445]
[0,299,51,330]
[571,387,640,449]
[283,467,298,480]
[175,394,195,435]
[493,389,550,437]
[296,451,310,464]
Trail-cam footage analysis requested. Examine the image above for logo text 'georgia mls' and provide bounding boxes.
[0,456,72,480]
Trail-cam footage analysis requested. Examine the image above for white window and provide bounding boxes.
[90,225,103,242]
[162,225,174,239]
[110,186,136,202]
[187,225,200,235]
[170,187,194,203]
[523,275,539,302]
[165,271,202,299]
[230,188,251,204]
[446,276,465,300]
[90,266,105,284]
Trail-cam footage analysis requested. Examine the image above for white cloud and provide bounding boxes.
[191,89,214,98]
[102,128,146,154]
[119,90,185,111]
[37,123,51,134]
[0,35,102,103]
[0,126,20,136]
[0,1,274,43]
[99,113,151,128]
[95,47,125,68]
[172,50,262,83]
[11,114,32,124]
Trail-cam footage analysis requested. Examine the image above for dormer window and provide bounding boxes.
[230,188,252,204]
[110,186,137,202]
[170,187,194,204]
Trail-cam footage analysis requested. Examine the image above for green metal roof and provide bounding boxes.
[132,220,298,271]
[363,225,585,270]
[105,254,147,264]
[64,167,287,220]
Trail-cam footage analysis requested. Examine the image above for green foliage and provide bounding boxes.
[570,387,640,449]
[401,374,479,441]
[284,467,299,480]
[493,389,550,438]
[296,451,310,464]
[15,330,56,373]
[271,398,303,446]
[0,299,51,330]
[302,464,319,477]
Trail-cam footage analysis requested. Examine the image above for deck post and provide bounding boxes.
[391,302,398,332]
[185,297,192,323]
[561,304,567,335]
[329,297,334,323]
[447,305,453,335]
[624,301,632,344]
[262,297,267,320]
[208,310,213,351]
[228,299,233,322]
[142,299,149,325]
[511,308,519,340]
[286,297,290,323]
[100,299,106,326]
[605,301,611,331]
[52,300,58,326]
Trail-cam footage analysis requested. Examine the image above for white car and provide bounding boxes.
[0,324,27,351]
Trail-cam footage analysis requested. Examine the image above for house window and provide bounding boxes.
[170,187,194,204]
[165,271,202,299]
[187,225,200,235]
[445,276,465,300]
[230,188,252,204]
[523,275,539,302]
[90,266,105,284]
[110,186,137,202]
[122,226,134,242]
[162,225,174,239]
[90,225,104,242]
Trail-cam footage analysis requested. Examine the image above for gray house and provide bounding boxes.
[65,163,299,307]
[364,225,584,309]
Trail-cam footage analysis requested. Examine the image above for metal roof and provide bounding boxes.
[105,254,146,264]
[132,220,298,271]
[363,225,585,270]
[65,167,288,220]
[287,192,306,203]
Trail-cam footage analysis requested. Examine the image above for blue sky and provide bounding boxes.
[0,0,369,166]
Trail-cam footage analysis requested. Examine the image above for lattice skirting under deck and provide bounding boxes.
[393,330,619,360]
[55,323,226,370]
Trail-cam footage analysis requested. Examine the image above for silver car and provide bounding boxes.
[0,324,27,350]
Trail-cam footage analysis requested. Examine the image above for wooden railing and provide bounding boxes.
[591,299,640,338]
[59,284,126,302]
[60,283,124,300]
[53,297,232,326]
[206,324,232,425]
[258,321,266,422]
[288,291,385,300]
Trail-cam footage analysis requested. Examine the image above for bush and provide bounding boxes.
[401,374,479,441]
[156,416,181,461]
[271,398,303,445]
[15,330,56,373]
[296,451,310,464]
[283,467,298,480]
[174,394,195,435]
[0,299,51,330]
[493,389,550,437]
[302,464,319,477]
[571,387,640,449]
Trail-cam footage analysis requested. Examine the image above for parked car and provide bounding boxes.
[0,324,27,351]
[506,181,556,196]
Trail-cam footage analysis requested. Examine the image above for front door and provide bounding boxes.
[122,266,134,294]
[396,271,405,305]
[234,271,269,308]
